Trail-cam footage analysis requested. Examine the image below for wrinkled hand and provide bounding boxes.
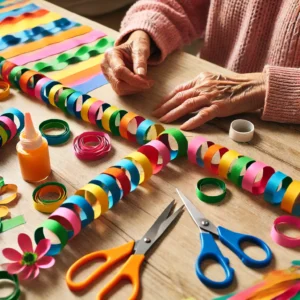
[101,30,154,96]
[153,72,266,130]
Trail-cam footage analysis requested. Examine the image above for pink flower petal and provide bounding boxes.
[1,263,10,271]
[31,265,40,279]
[18,265,34,280]
[18,233,33,253]
[6,262,26,274]
[2,248,23,261]
[36,256,55,269]
[34,239,51,258]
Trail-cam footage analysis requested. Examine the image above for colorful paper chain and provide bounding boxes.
[0,57,299,257]
[33,36,114,72]
[0,17,79,51]
[0,107,24,147]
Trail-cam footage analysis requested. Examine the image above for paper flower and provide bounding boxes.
[2,233,55,280]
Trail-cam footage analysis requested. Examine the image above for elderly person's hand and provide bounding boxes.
[101,30,154,95]
[153,72,266,130]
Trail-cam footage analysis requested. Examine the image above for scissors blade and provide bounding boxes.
[176,188,218,236]
[135,201,183,255]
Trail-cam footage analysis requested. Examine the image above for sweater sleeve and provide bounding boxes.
[262,65,300,124]
[116,0,210,64]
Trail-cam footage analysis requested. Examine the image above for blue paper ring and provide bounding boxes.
[136,119,155,145]
[264,171,292,205]
[66,92,91,119]
[40,80,60,105]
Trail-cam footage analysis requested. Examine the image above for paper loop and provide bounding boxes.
[1,60,17,82]
[187,136,214,167]
[1,107,24,133]
[34,77,51,101]
[136,119,165,145]
[264,171,293,205]
[113,159,140,192]
[7,65,29,89]
[138,139,171,174]
[32,182,67,214]
[87,99,109,127]
[0,206,9,218]
[89,174,121,209]
[218,150,241,179]
[196,178,227,204]
[241,161,275,195]
[0,271,20,300]
[228,156,255,187]
[39,80,61,105]
[0,184,18,205]
[229,119,255,143]
[67,92,91,119]
[108,109,127,135]
[49,206,81,239]
[57,88,76,113]
[157,128,188,160]
[203,144,229,175]
[119,112,145,142]
[80,97,98,122]
[281,181,300,216]
[271,215,300,248]
[0,116,17,142]
[19,70,45,97]
[125,151,153,183]
[73,131,111,161]
[0,80,10,100]
[48,84,66,107]
[61,195,94,228]
[101,105,119,132]
[39,119,71,145]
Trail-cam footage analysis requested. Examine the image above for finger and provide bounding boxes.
[153,88,198,118]
[106,49,153,88]
[180,104,220,130]
[159,91,219,123]
[154,79,196,110]
[132,36,151,76]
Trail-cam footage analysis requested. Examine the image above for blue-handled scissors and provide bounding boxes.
[176,189,272,289]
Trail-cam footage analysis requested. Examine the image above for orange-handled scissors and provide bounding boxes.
[66,200,183,300]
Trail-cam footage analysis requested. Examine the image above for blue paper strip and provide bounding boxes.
[71,73,109,94]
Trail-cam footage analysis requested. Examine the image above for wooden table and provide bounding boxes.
[1,1,300,299]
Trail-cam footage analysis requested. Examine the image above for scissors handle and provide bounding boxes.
[196,232,234,289]
[66,240,135,291]
[218,226,272,268]
[97,254,145,300]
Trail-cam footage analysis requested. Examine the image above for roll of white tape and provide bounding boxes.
[229,119,254,142]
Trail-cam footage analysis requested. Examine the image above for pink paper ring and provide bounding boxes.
[241,161,275,195]
[187,136,214,167]
[49,207,81,239]
[271,215,300,248]
[138,139,171,174]
[88,100,105,125]
[0,116,17,142]
[34,77,51,101]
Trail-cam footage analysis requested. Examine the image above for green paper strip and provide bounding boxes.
[228,156,255,186]
[0,176,4,187]
[0,215,26,233]
[33,36,115,72]
[0,271,20,300]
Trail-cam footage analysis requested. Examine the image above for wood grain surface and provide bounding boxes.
[0,1,300,299]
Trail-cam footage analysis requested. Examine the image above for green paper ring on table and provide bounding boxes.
[101,105,119,132]
[39,119,71,145]
[157,128,188,160]
[136,119,165,145]
[196,178,227,203]
[0,271,20,300]
[281,181,300,216]
[35,218,68,256]
[109,109,128,136]
[7,66,29,89]
[32,182,67,214]
[57,88,76,113]
[227,156,255,186]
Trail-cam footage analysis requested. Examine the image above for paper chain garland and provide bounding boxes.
[33,36,114,72]
[0,57,299,257]
[0,107,24,147]
[0,17,79,51]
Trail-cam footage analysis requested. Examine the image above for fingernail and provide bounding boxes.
[137,67,146,76]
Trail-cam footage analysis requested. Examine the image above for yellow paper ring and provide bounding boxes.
[0,184,18,205]
[281,181,300,215]
[218,150,241,179]
[81,97,97,122]
[125,151,153,184]
[48,84,64,107]
[101,106,119,132]
[75,183,109,218]
[0,206,9,218]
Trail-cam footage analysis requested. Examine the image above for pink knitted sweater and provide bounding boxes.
[116,0,300,124]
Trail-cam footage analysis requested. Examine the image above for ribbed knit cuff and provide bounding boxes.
[262,65,300,123]
[116,10,183,65]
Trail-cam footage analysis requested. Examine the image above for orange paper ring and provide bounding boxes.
[203,144,229,175]
[19,70,45,96]
[0,80,10,101]
[119,112,145,142]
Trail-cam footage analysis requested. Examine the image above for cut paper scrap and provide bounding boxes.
[0,17,79,51]
[34,36,114,72]
[71,73,109,94]
[5,25,93,61]
[0,10,60,36]
[0,215,25,232]
[0,3,39,21]
[49,55,103,81]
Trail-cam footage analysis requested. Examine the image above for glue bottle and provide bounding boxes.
[17,113,51,182]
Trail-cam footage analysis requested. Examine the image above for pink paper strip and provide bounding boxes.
[11,30,106,65]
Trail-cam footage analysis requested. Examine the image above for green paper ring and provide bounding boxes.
[228,156,255,186]
[0,271,20,300]
[109,109,127,136]
[57,89,76,113]
[196,178,227,203]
